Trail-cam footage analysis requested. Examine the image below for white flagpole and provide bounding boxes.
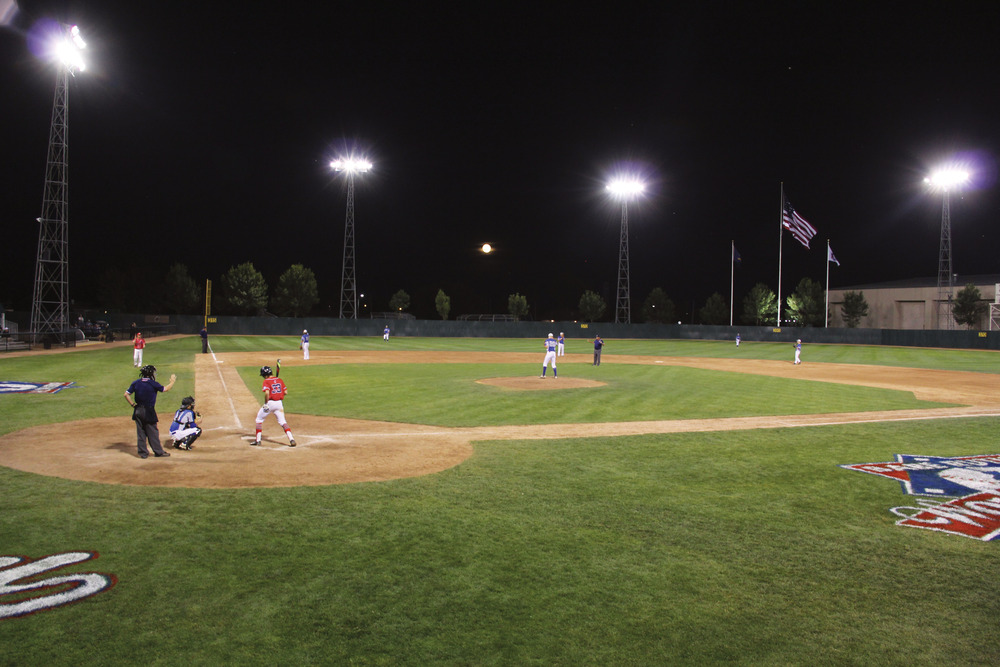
[777,183,784,327]
[825,239,831,328]
[730,240,735,327]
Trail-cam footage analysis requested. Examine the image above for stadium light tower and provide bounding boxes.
[30,24,86,344]
[924,167,970,329]
[606,178,645,324]
[331,157,372,319]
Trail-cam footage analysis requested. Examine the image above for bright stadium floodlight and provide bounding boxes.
[924,168,970,192]
[606,177,646,324]
[52,24,86,72]
[925,165,972,329]
[331,156,374,319]
[330,158,373,174]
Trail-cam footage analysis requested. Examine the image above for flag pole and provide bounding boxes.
[777,183,784,327]
[825,239,831,328]
[730,240,735,327]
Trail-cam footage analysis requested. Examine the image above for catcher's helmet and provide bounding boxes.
[139,364,156,378]
[181,396,195,408]
[260,366,273,378]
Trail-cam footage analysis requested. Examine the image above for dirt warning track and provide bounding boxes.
[1,350,998,488]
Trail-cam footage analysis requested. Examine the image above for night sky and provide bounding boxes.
[2,1,998,322]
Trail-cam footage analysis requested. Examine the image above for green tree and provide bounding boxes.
[784,277,825,327]
[435,289,451,320]
[741,282,777,326]
[699,292,729,325]
[578,290,607,322]
[389,289,411,313]
[840,290,869,328]
[270,264,318,317]
[642,287,676,324]
[221,262,268,315]
[952,283,988,329]
[508,293,529,322]
[160,263,200,314]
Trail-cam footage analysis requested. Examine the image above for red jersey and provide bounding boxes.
[134,337,145,349]
[262,377,287,401]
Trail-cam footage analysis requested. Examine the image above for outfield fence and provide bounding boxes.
[49,313,998,351]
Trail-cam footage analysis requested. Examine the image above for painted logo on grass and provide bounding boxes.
[842,454,1000,541]
[0,552,116,619]
[0,381,76,394]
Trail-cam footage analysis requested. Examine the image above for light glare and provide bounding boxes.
[331,158,373,174]
[606,178,645,198]
[924,168,970,191]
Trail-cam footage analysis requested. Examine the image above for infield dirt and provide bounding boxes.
[2,349,998,488]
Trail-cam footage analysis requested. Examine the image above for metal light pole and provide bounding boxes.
[331,158,372,319]
[925,168,970,330]
[30,24,86,344]
[606,178,644,324]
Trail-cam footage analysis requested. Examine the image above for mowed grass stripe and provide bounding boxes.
[234,362,949,427]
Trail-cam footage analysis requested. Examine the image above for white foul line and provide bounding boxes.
[209,347,243,430]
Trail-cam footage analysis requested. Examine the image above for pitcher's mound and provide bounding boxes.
[476,377,607,390]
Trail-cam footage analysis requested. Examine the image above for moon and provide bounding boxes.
[481,243,492,254]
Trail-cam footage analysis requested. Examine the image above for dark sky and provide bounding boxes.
[2,1,998,321]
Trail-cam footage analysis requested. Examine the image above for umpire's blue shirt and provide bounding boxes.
[127,378,165,420]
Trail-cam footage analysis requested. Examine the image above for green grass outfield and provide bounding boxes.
[2,337,999,665]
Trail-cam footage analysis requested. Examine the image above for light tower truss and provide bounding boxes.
[339,174,358,319]
[30,66,71,343]
[615,201,631,324]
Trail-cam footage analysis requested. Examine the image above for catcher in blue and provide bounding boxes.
[168,396,202,450]
[540,333,558,378]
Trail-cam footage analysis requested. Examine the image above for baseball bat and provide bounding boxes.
[276,358,281,377]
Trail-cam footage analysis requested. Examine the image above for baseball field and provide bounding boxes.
[1,334,999,664]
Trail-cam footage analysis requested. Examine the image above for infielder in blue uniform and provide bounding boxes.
[300,329,310,360]
[557,332,565,356]
[794,339,802,364]
[540,333,558,378]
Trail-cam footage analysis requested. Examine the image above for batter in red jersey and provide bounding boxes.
[253,364,297,447]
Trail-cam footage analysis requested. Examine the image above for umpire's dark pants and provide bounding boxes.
[135,420,166,456]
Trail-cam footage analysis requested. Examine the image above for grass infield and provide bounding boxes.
[1,336,999,665]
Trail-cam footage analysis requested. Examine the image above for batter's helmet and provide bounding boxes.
[260,366,273,378]
[181,396,195,408]
[139,365,156,378]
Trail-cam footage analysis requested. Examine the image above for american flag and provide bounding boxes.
[782,200,818,249]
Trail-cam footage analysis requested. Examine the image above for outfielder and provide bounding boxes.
[383,325,391,341]
[168,396,202,450]
[557,332,565,356]
[253,365,297,447]
[132,332,145,367]
[540,333,558,378]
[300,329,310,360]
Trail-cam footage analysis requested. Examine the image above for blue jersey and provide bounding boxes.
[302,333,309,344]
[545,338,557,352]
[170,408,197,435]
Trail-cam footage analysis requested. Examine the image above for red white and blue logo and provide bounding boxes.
[0,381,75,394]
[842,454,1000,541]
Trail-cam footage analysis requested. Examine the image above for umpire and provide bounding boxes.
[124,364,177,459]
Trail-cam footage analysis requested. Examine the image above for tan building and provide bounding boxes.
[828,275,1000,330]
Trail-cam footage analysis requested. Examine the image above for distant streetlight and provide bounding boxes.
[331,157,373,319]
[606,178,645,324]
[30,23,87,344]
[924,167,971,329]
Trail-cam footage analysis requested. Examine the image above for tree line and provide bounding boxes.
[96,262,989,328]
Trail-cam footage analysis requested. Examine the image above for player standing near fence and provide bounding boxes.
[132,332,145,367]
